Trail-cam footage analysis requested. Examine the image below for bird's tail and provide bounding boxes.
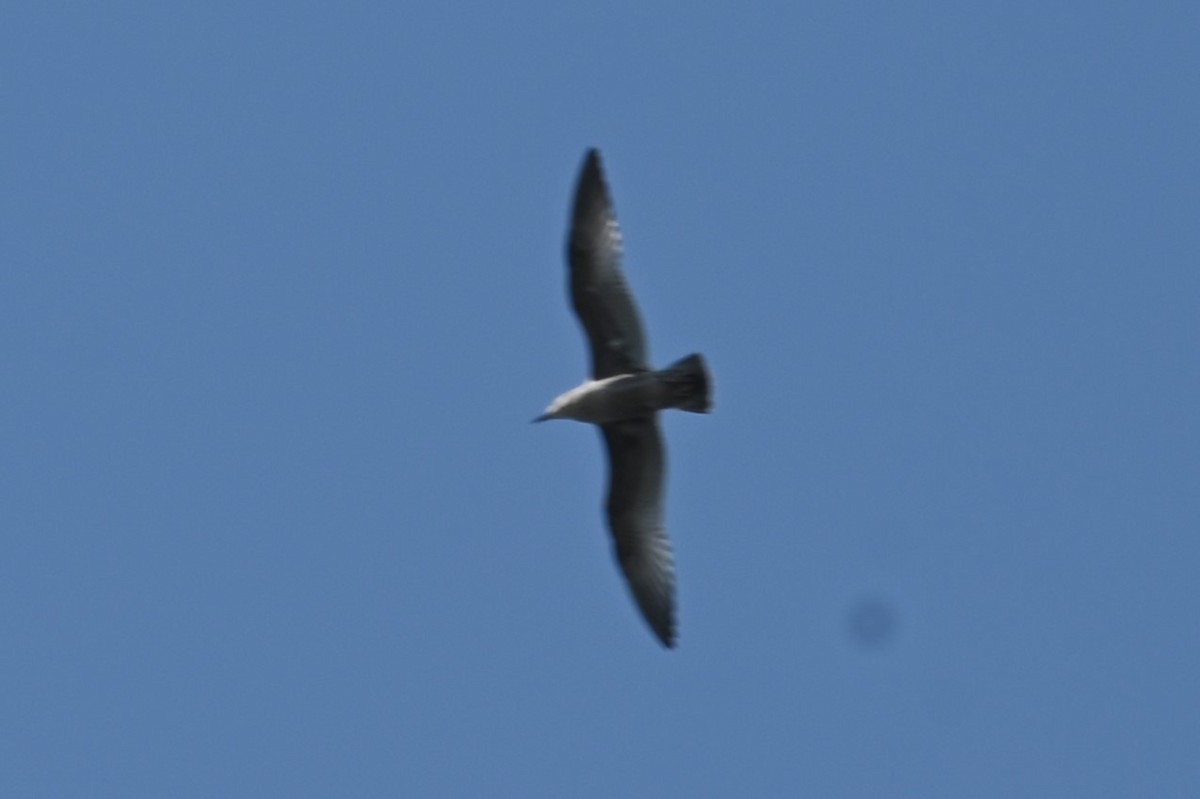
[659,353,712,414]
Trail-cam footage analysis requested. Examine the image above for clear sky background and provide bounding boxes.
[3,2,1198,796]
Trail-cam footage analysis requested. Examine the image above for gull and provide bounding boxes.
[536,149,712,648]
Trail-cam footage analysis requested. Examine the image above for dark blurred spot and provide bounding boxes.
[846,596,898,649]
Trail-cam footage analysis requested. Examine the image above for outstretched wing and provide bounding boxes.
[567,149,650,379]
[600,417,676,647]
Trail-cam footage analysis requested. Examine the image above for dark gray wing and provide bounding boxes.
[600,417,676,647]
[567,149,650,379]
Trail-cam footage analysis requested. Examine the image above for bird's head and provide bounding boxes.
[533,399,566,423]
[532,391,573,422]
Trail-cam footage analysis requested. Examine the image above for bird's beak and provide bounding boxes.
[532,413,552,423]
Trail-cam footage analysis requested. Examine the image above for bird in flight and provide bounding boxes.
[536,149,712,648]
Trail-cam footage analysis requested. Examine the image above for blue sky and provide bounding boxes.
[3,2,1198,796]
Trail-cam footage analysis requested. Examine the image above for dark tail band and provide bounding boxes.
[660,353,712,414]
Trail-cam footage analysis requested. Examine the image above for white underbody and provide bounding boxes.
[542,373,665,424]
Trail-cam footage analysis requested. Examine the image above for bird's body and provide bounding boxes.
[537,354,710,424]
[536,149,712,648]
